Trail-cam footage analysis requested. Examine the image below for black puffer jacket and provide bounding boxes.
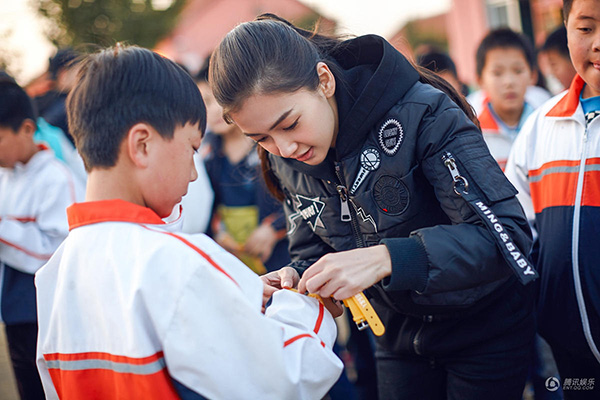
[270,35,534,354]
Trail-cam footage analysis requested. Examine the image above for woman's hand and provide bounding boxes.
[260,267,300,311]
[297,245,392,300]
[245,224,278,262]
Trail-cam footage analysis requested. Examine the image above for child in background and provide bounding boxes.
[35,45,342,400]
[0,80,82,400]
[417,49,470,96]
[195,64,290,273]
[539,26,577,94]
[474,28,538,170]
[506,0,600,398]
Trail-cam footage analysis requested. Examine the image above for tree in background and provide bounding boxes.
[36,0,186,49]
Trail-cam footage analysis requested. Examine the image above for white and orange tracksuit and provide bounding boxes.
[35,200,343,399]
[506,75,600,363]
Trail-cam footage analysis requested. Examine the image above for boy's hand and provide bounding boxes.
[260,267,299,312]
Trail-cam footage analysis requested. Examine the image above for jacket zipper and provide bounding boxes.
[413,315,433,355]
[334,162,365,248]
[441,151,469,195]
[572,126,600,363]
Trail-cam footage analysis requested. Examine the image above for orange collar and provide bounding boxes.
[546,75,585,117]
[477,98,500,132]
[67,200,165,230]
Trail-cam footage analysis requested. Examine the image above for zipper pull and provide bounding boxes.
[336,185,352,222]
[442,152,469,195]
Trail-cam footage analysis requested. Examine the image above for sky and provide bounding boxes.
[0,0,451,85]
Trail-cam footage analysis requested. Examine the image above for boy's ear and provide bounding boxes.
[316,62,336,98]
[18,119,36,137]
[530,68,539,86]
[126,123,155,168]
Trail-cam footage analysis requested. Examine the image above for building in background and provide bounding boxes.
[154,0,335,73]
[388,0,563,88]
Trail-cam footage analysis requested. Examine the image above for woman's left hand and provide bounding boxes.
[297,245,392,300]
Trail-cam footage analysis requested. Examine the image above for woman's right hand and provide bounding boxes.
[260,267,300,311]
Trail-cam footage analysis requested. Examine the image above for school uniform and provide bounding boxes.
[477,98,535,170]
[35,200,342,399]
[270,34,536,399]
[0,147,80,400]
[506,75,600,397]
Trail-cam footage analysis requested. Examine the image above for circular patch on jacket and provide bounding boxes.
[360,148,381,171]
[372,175,409,215]
[378,119,404,156]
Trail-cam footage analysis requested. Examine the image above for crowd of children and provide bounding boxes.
[0,0,598,398]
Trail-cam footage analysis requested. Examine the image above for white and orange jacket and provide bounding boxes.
[35,200,343,400]
[0,147,81,324]
[505,75,600,362]
[476,97,534,170]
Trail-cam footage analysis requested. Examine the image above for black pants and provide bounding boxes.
[5,323,45,400]
[376,338,531,400]
[552,347,600,400]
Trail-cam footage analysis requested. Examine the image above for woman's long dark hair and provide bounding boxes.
[210,13,479,201]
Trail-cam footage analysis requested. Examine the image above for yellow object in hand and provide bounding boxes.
[342,292,385,337]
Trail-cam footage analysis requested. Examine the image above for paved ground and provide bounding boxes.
[0,324,19,400]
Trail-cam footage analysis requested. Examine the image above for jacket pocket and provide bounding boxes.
[449,133,517,204]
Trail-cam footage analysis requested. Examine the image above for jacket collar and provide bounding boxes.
[67,199,165,230]
[333,35,420,159]
[546,75,585,117]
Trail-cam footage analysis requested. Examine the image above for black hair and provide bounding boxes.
[0,80,38,132]
[541,26,570,58]
[67,44,206,171]
[417,51,458,78]
[49,48,80,79]
[563,0,573,21]
[195,57,211,83]
[210,14,478,201]
[476,28,536,77]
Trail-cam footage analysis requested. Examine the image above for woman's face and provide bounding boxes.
[228,63,338,166]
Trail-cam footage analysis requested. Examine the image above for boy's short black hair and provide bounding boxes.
[541,26,570,59]
[476,28,536,77]
[0,80,37,132]
[417,51,458,78]
[68,45,206,171]
[563,0,573,21]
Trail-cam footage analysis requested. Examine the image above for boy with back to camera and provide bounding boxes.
[506,0,600,398]
[474,28,538,170]
[34,44,343,400]
[0,79,82,400]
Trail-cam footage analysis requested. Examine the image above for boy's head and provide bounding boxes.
[68,45,207,217]
[194,59,238,136]
[563,0,600,99]
[476,28,536,118]
[540,26,576,90]
[417,51,464,96]
[0,80,39,168]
